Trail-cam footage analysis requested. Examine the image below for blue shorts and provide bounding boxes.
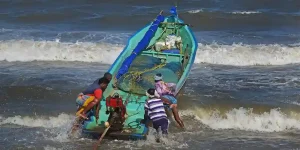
[162,95,177,110]
[162,95,177,104]
[76,95,91,107]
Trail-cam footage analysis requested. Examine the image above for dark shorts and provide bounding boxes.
[152,118,169,135]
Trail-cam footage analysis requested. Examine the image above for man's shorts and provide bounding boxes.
[152,118,170,135]
[162,94,177,110]
[76,95,94,106]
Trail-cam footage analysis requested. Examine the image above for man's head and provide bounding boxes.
[154,73,163,82]
[98,77,110,90]
[104,72,112,81]
[146,88,156,98]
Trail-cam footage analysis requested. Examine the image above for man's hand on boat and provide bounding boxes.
[78,113,89,120]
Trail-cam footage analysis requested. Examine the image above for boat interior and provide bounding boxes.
[116,17,194,95]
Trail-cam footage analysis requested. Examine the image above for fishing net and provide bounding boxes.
[116,55,182,95]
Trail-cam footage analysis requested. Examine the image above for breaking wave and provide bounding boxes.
[2,107,300,137]
[0,113,75,142]
[187,9,203,14]
[181,107,300,132]
[0,113,74,128]
[1,40,300,66]
[231,11,261,15]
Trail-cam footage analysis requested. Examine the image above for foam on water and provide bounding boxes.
[0,113,190,148]
[181,107,300,132]
[0,113,77,143]
[1,40,300,66]
[43,146,63,150]
[0,113,74,128]
[187,9,203,14]
[0,40,123,64]
[231,11,261,15]
[196,42,300,66]
[186,9,261,15]
[2,107,300,147]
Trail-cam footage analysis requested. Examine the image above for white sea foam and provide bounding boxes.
[187,9,203,14]
[0,113,74,128]
[1,40,300,66]
[231,11,261,15]
[0,113,76,142]
[181,107,300,132]
[196,42,300,66]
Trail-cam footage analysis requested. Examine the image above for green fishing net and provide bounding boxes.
[116,55,182,95]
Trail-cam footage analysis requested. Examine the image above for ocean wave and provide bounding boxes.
[186,9,261,15]
[182,107,300,132]
[0,40,124,64]
[187,9,203,14]
[196,42,300,65]
[0,113,74,128]
[2,107,300,138]
[1,40,300,66]
[0,113,75,142]
[231,11,261,15]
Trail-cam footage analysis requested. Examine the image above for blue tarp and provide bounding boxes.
[170,6,178,17]
[116,14,165,79]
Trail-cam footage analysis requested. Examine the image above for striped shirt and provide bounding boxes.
[144,98,167,121]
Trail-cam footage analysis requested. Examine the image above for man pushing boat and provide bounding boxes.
[70,77,109,135]
[93,72,112,84]
[154,73,185,128]
[143,88,170,142]
[76,77,110,120]
[75,72,113,118]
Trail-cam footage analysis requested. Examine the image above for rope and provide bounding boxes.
[126,63,166,78]
[118,62,167,93]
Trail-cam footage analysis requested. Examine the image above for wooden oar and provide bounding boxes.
[93,125,111,150]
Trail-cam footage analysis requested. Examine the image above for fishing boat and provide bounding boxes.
[81,6,198,140]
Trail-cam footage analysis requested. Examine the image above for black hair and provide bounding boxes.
[104,72,112,78]
[156,73,162,77]
[98,77,110,85]
[155,73,162,83]
[147,88,155,96]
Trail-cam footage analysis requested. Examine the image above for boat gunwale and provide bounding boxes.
[173,17,198,95]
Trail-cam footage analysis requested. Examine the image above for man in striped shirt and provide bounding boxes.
[144,88,169,136]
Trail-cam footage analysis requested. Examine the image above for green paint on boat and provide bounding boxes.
[81,10,198,140]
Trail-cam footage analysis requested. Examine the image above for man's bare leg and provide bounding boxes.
[171,105,184,128]
[80,99,99,118]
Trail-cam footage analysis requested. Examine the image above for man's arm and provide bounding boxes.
[143,110,148,121]
[94,89,103,122]
[155,84,163,96]
[141,102,150,125]
[95,103,101,123]
[93,78,100,84]
[142,110,150,127]
[166,83,176,88]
